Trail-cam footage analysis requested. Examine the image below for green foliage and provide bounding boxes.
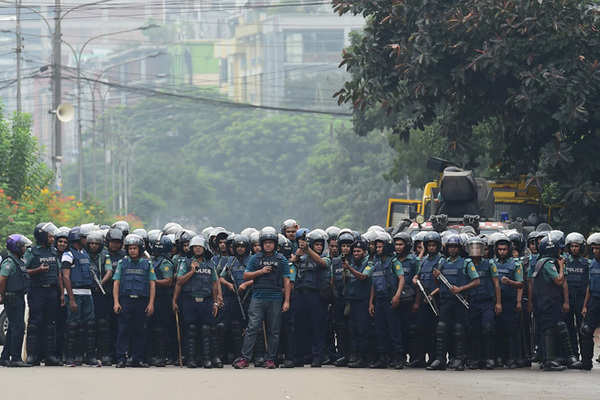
[334,0,600,231]
[0,110,52,200]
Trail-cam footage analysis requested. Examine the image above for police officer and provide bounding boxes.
[24,222,61,366]
[531,231,581,371]
[411,232,442,368]
[148,234,175,367]
[233,227,292,369]
[324,226,340,365]
[173,235,220,368]
[113,234,156,368]
[220,234,252,364]
[493,233,524,369]
[332,230,353,367]
[55,227,70,361]
[281,219,299,254]
[291,229,331,367]
[465,236,501,369]
[393,232,419,367]
[563,232,589,360]
[342,238,372,368]
[0,234,32,367]
[86,230,114,366]
[368,231,406,369]
[61,227,97,366]
[105,228,126,362]
[427,234,479,371]
[580,232,600,370]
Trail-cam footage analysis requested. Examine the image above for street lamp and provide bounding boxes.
[61,23,159,200]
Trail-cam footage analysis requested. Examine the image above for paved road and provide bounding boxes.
[0,365,598,400]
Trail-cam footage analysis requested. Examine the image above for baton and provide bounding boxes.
[436,271,470,309]
[416,279,439,317]
[175,309,183,367]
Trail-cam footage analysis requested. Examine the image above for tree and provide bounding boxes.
[334,0,600,231]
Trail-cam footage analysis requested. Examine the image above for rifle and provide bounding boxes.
[436,271,469,309]
[416,279,439,317]
[225,257,247,321]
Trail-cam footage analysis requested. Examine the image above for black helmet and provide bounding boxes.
[147,229,162,252]
[351,238,369,252]
[124,234,144,252]
[34,222,59,246]
[259,226,278,249]
[86,230,104,252]
[132,228,149,250]
[325,226,341,242]
[423,231,441,246]
[111,220,130,237]
[68,227,81,244]
[307,229,327,250]
[233,234,250,257]
[277,234,293,258]
[538,231,565,258]
[505,230,523,252]
[338,231,355,245]
[393,231,412,248]
[152,234,173,257]
[176,229,194,253]
[106,228,124,243]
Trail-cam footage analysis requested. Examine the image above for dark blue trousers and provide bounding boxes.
[116,296,149,362]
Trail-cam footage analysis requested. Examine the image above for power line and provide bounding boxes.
[68,74,351,116]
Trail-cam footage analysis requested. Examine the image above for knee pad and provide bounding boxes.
[556,320,567,330]
[408,323,418,336]
[216,322,225,333]
[436,321,447,334]
[231,320,241,331]
[87,320,96,331]
[581,323,594,338]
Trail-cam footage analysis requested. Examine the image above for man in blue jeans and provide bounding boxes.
[234,226,291,369]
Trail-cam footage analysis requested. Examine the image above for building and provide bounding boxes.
[214,11,363,110]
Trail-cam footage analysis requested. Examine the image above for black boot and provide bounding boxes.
[427,322,447,371]
[482,325,495,370]
[348,355,366,368]
[150,326,166,367]
[185,324,198,368]
[542,329,566,371]
[506,332,519,369]
[8,359,32,367]
[45,322,61,366]
[391,353,404,369]
[369,354,388,369]
[580,323,594,370]
[334,356,348,367]
[556,322,583,369]
[85,321,99,366]
[201,325,212,369]
[407,325,425,368]
[452,323,466,371]
[64,323,78,367]
[211,324,224,368]
[97,319,112,366]
[25,324,39,366]
[74,324,84,366]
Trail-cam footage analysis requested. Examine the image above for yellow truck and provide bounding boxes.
[386,157,554,231]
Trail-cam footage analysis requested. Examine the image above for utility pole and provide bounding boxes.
[52,0,62,191]
[15,0,22,113]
